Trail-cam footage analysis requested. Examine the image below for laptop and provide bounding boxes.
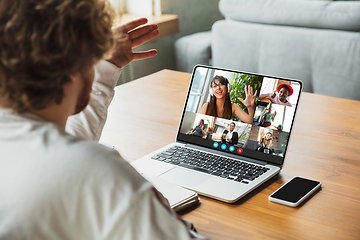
[132,65,302,203]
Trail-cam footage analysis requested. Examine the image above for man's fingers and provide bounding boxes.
[113,18,148,33]
[129,24,158,40]
[123,18,148,32]
[132,29,159,48]
[254,90,258,97]
[132,49,158,61]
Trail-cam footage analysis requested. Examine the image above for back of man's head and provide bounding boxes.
[0,0,115,113]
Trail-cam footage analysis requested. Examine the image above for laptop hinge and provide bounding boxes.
[184,143,267,166]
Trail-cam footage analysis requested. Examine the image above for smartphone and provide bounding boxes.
[269,177,321,207]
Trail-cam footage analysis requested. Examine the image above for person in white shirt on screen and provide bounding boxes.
[221,122,239,145]
[0,0,208,239]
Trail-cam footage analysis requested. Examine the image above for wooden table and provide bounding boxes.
[99,69,360,240]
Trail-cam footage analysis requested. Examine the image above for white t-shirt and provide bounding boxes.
[0,61,207,240]
[225,131,233,143]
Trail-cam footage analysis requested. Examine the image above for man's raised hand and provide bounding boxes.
[108,18,159,68]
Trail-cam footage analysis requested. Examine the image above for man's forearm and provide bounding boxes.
[65,61,122,141]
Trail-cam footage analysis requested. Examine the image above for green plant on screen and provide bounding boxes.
[230,73,263,121]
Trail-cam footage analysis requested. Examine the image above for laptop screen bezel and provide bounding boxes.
[176,65,303,167]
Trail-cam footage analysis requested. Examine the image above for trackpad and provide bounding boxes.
[159,167,210,189]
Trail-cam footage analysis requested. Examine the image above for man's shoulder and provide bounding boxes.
[61,138,148,193]
[0,116,146,190]
[52,132,142,184]
[0,130,152,240]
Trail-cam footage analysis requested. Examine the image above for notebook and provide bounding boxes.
[132,65,302,203]
[143,173,200,212]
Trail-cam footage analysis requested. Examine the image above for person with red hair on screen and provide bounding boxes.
[259,83,293,107]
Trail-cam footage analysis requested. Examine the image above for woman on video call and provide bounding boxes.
[187,119,206,138]
[257,132,273,153]
[199,75,257,124]
[260,105,276,128]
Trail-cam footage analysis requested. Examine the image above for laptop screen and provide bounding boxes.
[177,65,302,166]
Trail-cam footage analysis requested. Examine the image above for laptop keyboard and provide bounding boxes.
[151,146,270,184]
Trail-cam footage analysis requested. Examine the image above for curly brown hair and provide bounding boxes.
[0,0,115,112]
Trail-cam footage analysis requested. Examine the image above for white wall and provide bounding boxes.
[131,0,223,80]
[180,111,197,133]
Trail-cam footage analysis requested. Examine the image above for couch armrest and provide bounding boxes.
[175,31,212,73]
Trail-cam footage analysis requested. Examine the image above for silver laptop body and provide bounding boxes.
[132,65,302,203]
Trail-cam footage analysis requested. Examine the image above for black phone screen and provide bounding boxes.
[271,177,320,203]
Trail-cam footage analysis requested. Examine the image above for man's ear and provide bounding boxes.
[63,72,82,97]
[68,72,80,83]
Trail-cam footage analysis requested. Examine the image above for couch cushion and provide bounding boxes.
[212,20,360,100]
[219,0,360,31]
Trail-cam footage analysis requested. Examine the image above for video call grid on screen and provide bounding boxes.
[177,65,302,165]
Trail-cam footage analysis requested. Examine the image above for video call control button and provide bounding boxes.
[213,142,219,148]
[237,148,243,154]
[221,144,227,150]
[229,146,235,152]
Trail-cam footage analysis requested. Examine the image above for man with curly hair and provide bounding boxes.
[0,0,207,239]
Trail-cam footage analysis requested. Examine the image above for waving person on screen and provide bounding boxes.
[259,83,293,107]
[199,75,257,124]
[260,105,277,128]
